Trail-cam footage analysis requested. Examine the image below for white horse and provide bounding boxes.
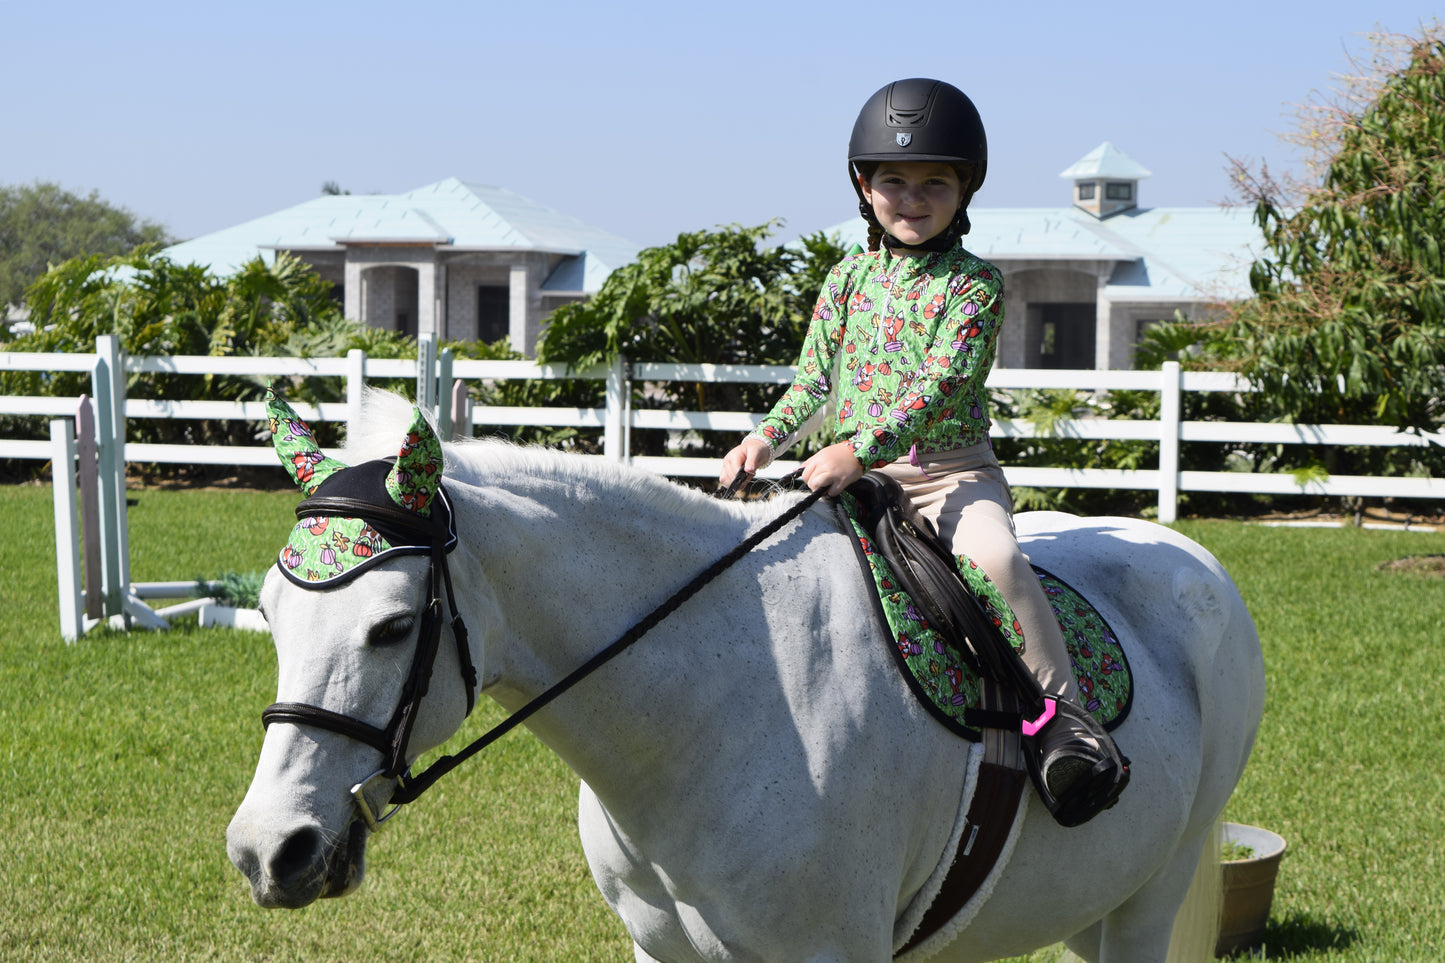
[228,392,1265,963]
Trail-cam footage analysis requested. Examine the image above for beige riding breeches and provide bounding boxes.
[878,443,1079,703]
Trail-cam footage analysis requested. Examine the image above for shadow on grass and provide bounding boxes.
[1222,912,1360,959]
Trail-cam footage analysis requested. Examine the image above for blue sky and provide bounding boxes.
[4,1,1440,250]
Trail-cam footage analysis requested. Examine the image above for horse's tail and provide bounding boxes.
[1164,821,1222,963]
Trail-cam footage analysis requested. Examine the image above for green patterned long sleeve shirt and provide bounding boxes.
[749,246,1004,469]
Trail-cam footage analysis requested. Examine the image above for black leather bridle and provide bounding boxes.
[258,473,824,834]
[259,491,477,832]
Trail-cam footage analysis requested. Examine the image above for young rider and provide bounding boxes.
[719,78,1127,822]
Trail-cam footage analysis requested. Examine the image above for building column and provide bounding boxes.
[344,259,364,324]
[416,260,438,340]
[435,262,447,342]
[508,263,528,351]
[1094,271,1112,370]
[997,284,1027,368]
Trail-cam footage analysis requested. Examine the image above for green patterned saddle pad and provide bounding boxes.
[839,493,1133,742]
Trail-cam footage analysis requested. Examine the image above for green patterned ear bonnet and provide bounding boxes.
[267,388,455,588]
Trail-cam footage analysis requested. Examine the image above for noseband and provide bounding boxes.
[259,491,477,831]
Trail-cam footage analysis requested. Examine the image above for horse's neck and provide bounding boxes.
[452,461,832,797]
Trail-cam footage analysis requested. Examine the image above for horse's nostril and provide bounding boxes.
[268,827,323,887]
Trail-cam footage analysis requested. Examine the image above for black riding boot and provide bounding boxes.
[1023,698,1131,828]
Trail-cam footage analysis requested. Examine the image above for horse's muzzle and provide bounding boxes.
[227,815,368,908]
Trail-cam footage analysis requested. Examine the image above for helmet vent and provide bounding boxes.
[885,82,936,127]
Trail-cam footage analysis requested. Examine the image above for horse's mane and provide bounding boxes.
[341,388,796,527]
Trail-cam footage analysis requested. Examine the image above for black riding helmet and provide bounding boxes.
[849,78,988,249]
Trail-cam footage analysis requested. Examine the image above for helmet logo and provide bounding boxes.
[896,133,913,148]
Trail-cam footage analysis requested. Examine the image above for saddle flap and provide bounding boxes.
[844,473,1045,715]
[837,474,1134,741]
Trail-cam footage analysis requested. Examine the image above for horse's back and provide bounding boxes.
[1018,511,1258,681]
[1016,511,1263,791]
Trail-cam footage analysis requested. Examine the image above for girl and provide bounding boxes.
[719,78,1127,825]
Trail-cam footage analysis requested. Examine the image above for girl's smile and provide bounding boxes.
[859,162,966,250]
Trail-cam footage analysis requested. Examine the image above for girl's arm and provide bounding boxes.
[748,268,850,457]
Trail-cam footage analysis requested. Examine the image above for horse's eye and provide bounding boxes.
[371,616,416,646]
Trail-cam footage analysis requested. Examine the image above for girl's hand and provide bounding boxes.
[800,442,865,496]
[719,437,773,487]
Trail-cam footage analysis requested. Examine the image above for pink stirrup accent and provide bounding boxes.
[1021,697,1058,737]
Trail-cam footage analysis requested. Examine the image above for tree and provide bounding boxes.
[535,221,846,457]
[0,182,170,310]
[1219,26,1445,434]
[4,249,410,455]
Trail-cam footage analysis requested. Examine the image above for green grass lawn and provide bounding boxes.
[1,483,1442,960]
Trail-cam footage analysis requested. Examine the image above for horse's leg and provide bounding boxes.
[633,943,667,963]
[1091,831,1216,963]
[1062,922,1102,963]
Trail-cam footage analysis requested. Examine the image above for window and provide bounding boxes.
[1105,182,1133,201]
[477,285,509,343]
[1077,182,1096,200]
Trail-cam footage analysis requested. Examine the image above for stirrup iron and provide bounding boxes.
[1023,697,1130,828]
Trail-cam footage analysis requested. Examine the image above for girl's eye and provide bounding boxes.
[371,616,416,646]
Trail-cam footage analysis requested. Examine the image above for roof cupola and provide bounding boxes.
[1059,142,1151,218]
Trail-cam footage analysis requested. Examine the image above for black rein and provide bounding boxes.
[391,473,821,805]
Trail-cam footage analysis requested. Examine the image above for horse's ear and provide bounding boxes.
[385,406,445,515]
[266,386,350,497]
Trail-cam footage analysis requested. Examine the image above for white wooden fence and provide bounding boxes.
[5,335,1445,530]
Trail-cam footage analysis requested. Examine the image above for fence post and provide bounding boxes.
[449,378,470,441]
[604,355,629,463]
[1158,361,1182,524]
[91,339,125,618]
[346,349,366,440]
[50,417,82,642]
[416,334,437,411]
[76,396,102,621]
[623,356,633,458]
[437,347,453,439]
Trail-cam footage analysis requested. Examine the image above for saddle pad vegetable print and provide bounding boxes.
[840,495,1133,742]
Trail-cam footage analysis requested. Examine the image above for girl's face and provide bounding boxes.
[859,162,965,249]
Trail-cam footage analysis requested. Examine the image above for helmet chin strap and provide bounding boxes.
[882,224,959,254]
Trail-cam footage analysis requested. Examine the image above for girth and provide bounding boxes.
[841,473,1033,955]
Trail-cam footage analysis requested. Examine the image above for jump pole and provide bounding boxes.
[50,415,83,642]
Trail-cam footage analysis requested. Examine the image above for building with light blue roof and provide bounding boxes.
[165,144,1262,368]
[826,142,1264,369]
[161,178,640,354]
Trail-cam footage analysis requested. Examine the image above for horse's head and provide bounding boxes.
[227,389,477,908]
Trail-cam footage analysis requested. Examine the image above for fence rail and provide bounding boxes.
[4,335,1443,524]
